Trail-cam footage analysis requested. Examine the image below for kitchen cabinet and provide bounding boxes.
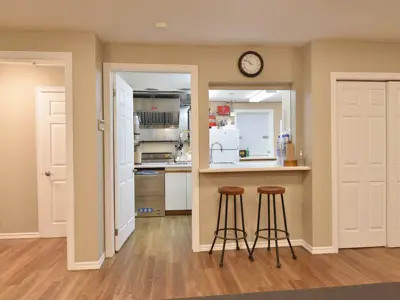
[165,172,187,210]
[165,171,192,211]
[186,173,192,210]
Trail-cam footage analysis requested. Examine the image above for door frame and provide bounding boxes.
[0,51,75,270]
[234,109,274,157]
[36,86,67,238]
[103,63,199,257]
[331,72,400,252]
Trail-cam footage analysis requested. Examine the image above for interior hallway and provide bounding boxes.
[1,216,400,300]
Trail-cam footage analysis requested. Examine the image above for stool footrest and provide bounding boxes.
[254,228,290,241]
[214,228,248,241]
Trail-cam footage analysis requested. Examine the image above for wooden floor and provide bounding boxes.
[1,216,400,300]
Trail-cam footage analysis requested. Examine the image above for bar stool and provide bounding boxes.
[251,186,297,268]
[209,186,254,267]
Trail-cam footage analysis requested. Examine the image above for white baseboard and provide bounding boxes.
[0,232,40,239]
[200,239,337,255]
[71,252,105,271]
[199,239,303,252]
[301,240,337,254]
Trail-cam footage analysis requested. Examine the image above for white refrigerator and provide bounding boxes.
[209,128,240,164]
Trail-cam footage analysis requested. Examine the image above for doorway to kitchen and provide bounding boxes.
[103,63,199,257]
[331,72,400,252]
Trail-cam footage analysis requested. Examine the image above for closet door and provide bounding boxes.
[387,82,400,247]
[337,81,387,248]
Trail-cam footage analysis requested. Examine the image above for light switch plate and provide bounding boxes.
[98,120,105,131]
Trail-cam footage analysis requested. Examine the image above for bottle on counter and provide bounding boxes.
[298,149,305,166]
[246,148,250,157]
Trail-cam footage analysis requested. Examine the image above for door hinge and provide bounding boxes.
[113,89,116,98]
[115,229,119,236]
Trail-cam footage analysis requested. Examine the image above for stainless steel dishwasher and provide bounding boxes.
[135,169,165,217]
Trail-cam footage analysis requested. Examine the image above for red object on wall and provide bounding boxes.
[217,105,230,115]
[209,115,217,127]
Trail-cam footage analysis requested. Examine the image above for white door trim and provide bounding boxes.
[0,51,75,270]
[103,63,200,258]
[331,72,400,252]
[35,86,66,237]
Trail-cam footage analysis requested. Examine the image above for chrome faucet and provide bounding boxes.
[210,142,223,164]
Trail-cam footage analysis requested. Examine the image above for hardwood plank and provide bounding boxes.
[1,216,400,300]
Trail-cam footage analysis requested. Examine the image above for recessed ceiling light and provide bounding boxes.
[154,22,168,29]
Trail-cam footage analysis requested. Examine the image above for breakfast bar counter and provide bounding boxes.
[199,161,311,173]
[198,161,311,248]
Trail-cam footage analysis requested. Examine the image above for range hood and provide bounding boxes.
[134,91,189,142]
[134,91,181,129]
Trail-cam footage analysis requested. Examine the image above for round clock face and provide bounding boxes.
[238,51,264,77]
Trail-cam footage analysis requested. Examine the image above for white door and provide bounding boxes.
[337,81,386,248]
[114,74,135,251]
[236,111,273,156]
[37,88,67,237]
[387,82,400,247]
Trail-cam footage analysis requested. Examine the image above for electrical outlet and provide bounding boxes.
[98,120,105,131]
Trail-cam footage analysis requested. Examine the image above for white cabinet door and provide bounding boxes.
[165,173,187,210]
[186,173,192,210]
[337,81,386,249]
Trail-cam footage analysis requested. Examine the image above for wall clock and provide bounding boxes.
[238,51,264,78]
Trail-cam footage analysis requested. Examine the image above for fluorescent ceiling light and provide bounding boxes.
[209,90,219,98]
[249,91,277,102]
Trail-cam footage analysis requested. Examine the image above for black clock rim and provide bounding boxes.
[238,51,264,78]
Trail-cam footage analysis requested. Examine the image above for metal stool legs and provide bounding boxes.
[209,193,253,267]
[251,192,297,268]
[281,194,297,260]
[272,194,280,268]
[209,194,222,254]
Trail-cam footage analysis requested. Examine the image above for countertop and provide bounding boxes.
[135,162,192,169]
[199,161,311,173]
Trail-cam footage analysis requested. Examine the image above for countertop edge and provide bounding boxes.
[198,166,311,173]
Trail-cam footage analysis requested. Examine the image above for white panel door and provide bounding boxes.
[37,89,67,237]
[114,75,135,251]
[387,82,400,247]
[337,81,386,248]
[165,173,187,210]
[236,112,273,156]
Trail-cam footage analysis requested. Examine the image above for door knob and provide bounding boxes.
[44,171,51,177]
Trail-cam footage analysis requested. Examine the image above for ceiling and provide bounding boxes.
[118,72,190,91]
[2,1,400,44]
[209,90,283,102]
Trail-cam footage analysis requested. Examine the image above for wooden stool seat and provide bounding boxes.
[257,186,285,195]
[218,186,245,195]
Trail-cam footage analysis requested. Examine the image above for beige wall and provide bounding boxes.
[0,65,64,233]
[209,101,282,156]
[0,31,103,262]
[103,43,306,245]
[309,40,400,247]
